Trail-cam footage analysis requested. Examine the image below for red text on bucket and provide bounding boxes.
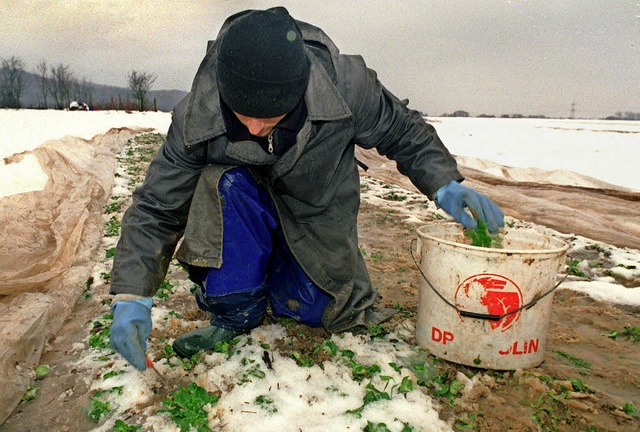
[498,339,540,356]
[431,326,454,344]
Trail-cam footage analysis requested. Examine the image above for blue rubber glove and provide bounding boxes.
[110,297,153,370]
[435,180,504,233]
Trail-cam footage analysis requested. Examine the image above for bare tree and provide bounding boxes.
[0,56,26,108]
[616,111,640,121]
[72,77,94,107]
[128,70,157,111]
[35,60,49,108]
[50,63,74,109]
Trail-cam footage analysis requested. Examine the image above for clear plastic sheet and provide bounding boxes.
[0,128,142,423]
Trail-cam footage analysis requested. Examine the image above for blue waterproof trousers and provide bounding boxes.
[191,168,331,331]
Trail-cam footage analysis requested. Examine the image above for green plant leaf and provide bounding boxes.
[397,376,415,394]
[160,383,218,432]
[364,422,393,432]
[623,402,638,416]
[464,220,502,248]
[554,350,591,369]
[113,419,141,431]
[22,386,39,402]
[35,365,49,379]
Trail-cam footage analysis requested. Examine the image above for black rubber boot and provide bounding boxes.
[173,325,244,358]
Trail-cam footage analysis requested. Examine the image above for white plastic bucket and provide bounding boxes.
[415,222,569,370]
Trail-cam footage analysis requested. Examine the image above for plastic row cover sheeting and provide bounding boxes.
[354,147,640,250]
[0,128,145,424]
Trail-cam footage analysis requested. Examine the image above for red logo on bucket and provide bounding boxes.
[454,274,523,331]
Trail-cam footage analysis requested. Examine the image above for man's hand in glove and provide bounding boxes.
[435,180,504,233]
[110,297,153,370]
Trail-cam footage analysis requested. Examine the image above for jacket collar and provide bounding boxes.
[182,47,351,147]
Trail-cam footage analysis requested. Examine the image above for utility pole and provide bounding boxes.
[570,101,576,119]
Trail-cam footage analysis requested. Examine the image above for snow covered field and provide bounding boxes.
[0,110,171,159]
[429,117,640,192]
[2,110,638,194]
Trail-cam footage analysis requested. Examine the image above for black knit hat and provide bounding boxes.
[217,7,310,118]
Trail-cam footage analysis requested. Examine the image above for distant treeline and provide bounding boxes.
[436,110,549,119]
[0,55,186,112]
[602,112,640,121]
[434,110,640,121]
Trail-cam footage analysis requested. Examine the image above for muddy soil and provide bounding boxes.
[1,134,638,432]
[357,199,640,432]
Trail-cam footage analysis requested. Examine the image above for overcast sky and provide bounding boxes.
[2,0,639,118]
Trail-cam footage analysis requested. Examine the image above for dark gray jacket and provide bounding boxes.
[111,17,462,332]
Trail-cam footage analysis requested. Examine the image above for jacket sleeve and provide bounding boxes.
[339,55,463,199]
[110,107,207,297]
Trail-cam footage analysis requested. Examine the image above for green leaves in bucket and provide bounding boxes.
[464,220,502,248]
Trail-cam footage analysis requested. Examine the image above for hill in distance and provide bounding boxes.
[19,71,188,112]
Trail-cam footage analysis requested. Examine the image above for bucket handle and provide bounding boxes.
[409,238,567,322]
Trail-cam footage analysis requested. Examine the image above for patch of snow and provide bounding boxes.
[560,281,640,306]
[0,110,171,159]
